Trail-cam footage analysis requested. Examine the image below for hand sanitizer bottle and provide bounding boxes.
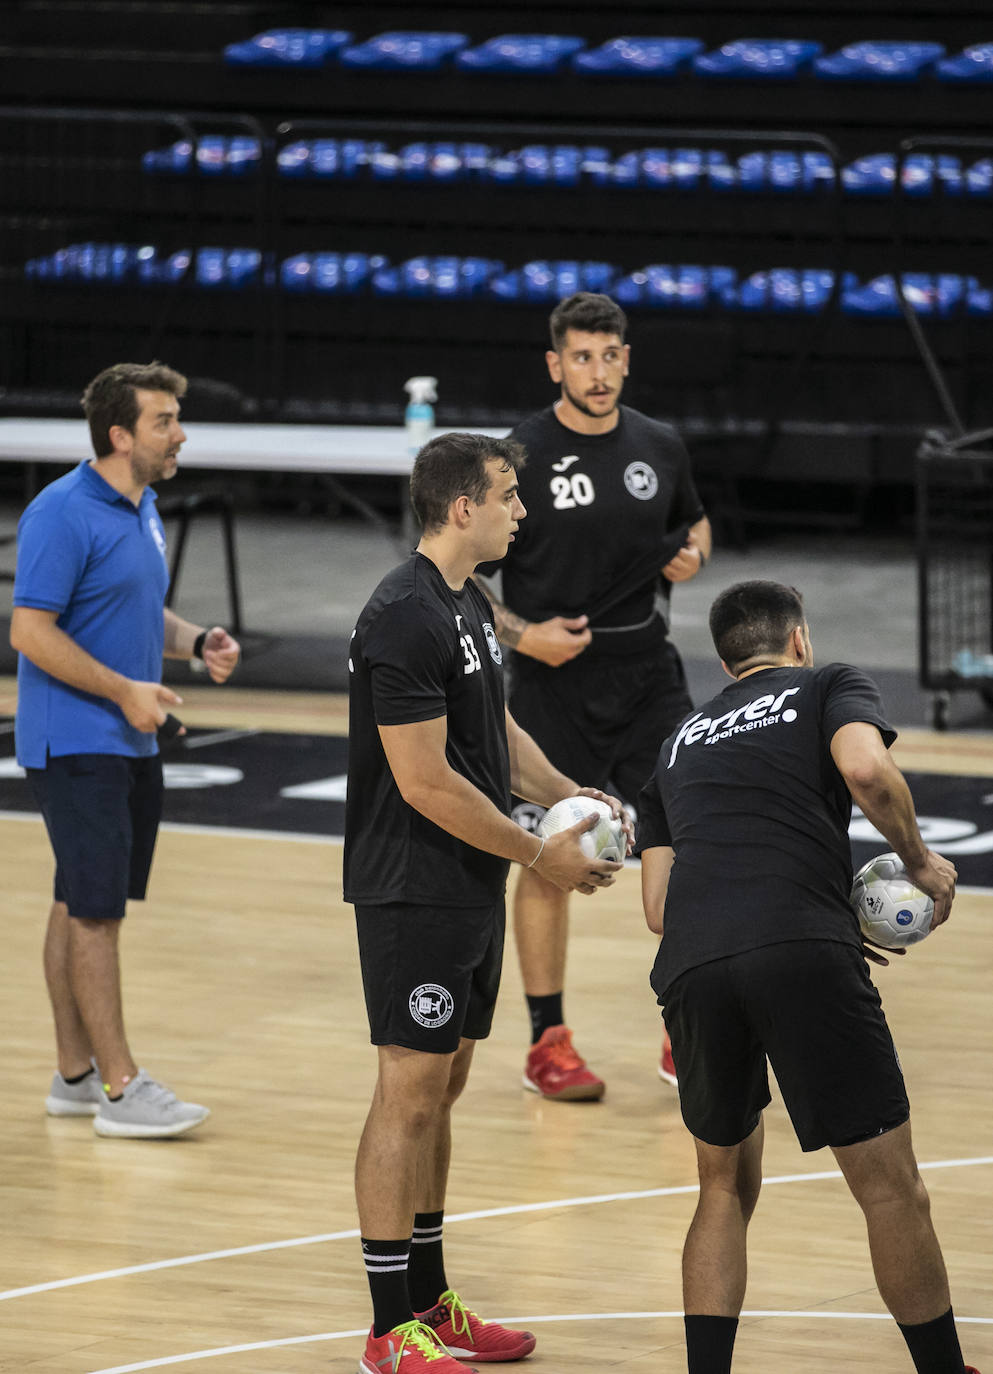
[404,376,438,457]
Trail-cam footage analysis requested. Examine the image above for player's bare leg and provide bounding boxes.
[832,1121,951,1323]
[43,901,93,1078]
[414,1038,475,1214]
[514,867,568,997]
[516,868,604,1100]
[683,1119,764,1316]
[356,1044,458,1239]
[832,1120,973,1370]
[52,904,138,1093]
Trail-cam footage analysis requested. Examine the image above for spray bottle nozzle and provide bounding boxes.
[404,376,438,405]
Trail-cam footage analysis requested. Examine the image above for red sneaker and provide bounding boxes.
[417,1289,536,1363]
[359,1319,476,1373]
[523,1025,604,1101]
[658,1029,678,1088]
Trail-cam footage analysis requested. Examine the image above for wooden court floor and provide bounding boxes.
[0,686,989,1373]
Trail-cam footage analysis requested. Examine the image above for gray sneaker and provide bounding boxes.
[93,1069,210,1139]
[46,1066,104,1117]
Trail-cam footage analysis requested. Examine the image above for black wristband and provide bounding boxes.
[192,630,207,660]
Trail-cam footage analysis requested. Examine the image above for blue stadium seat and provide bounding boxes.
[456,35,586,74]
[638,148,705,189]
[195,248,261,288]
[313,253,386,293]
[613,265,708,308]
[573,37,703,76]
[842,153,964,196]
[709,266,739,307]
[966,158,993,195]
[224,29,352,68]
[841,273,964,316]
[937,43,993,82]
[693,39,823,79]
[369,256,503,298]
[965,277,993,314]
[143,137,261,176]
[902,154,963,196]
[814,41,945,81]
[340,32,468,72]
[487,260,613,302]
[842,154,895,196]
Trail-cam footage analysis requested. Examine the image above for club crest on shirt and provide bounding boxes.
[482,621,502,665]
[623,462,659,500]
[149,518,167,559]
[409,983,455,1029]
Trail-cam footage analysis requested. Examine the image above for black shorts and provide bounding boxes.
[355,899,505,1054]
[26,752,164,922]
[659,940,910,1153]
[508,635,691,826]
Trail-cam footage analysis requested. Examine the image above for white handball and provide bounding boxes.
[538,797,626,863]
[850,852,934,950]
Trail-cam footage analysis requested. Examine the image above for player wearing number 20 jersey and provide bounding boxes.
[501,404,705,636]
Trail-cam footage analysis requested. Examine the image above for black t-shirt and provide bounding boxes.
[343,553,511,906]
[636,663,897,996]
[479,405,705,645]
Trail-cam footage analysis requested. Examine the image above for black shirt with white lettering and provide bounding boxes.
[479,405,704,642]
[635,663,896,996]
[344,553,511,907]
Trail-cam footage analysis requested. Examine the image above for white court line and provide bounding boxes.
[87,1310,993,1373]
[180,728,259,750]
[4,1156,991,1305]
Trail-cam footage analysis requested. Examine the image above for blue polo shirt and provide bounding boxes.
[14,461,170,766]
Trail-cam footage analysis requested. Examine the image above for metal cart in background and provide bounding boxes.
[917,429,993,730]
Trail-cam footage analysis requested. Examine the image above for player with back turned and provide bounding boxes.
[637,579,979,1374]
[344,431,630,1374]
[477,291,711,1100]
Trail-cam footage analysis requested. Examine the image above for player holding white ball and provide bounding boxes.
[345,432,631,1374]
[638,581,975,1374]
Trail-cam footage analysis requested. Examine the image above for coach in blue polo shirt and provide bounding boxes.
[11,361,240,1139]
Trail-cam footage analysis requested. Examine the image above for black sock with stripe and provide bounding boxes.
[361,1237,412,1338]
[409,1211,447,1312]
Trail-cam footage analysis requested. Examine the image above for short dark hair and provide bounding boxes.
[410,432,527,535]
[549,292,628,352]
[709,581,805,672]
[80,361,188,458]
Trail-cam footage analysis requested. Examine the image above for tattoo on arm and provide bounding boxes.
[473,574,529,648]
[493,601,528,649]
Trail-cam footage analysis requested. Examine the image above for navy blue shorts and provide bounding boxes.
[659,940,910,1153]
[355,900,505,1054]
[27,753,164,921]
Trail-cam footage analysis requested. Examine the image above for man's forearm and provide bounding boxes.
[506,712,578,807]
[163,608,204,660]
[473,575,528,648]
[10,612,127,704]
[399,765,541,867]
[847,757,928,871]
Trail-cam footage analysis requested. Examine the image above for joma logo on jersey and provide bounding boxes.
[667,688,801,768]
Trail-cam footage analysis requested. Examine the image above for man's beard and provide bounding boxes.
[562,383,618,418]
[131,451,176,486]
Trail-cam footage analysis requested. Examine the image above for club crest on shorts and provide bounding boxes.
[409,983,455,1029]
[623,461,658,500]
[511,801,546,833]
[482,621,502,665]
